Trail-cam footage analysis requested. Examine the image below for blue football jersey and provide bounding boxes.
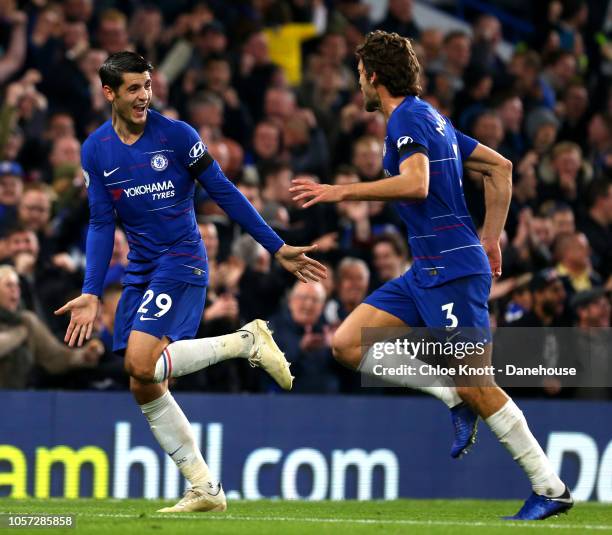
[81,109,283,297]
[382,96,490,288]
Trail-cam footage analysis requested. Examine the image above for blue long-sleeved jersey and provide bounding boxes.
[81,109,284,297]
[382,96,491,288]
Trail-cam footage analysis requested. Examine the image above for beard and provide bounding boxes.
[364,92,381,112]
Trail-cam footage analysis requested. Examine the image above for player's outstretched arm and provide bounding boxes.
[290,153,429,207]
[54,293,100,347]
[464,143,512,278]
[274,244,327,283]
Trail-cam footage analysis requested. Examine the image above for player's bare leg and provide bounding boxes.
[125,331,226,513]
[332,303,479,456]
[455,345,573,519]
[333,303,463,407]
[150,319,293,390]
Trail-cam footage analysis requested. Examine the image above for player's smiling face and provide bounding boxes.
[358,60,381,112]
[109,71,152,127]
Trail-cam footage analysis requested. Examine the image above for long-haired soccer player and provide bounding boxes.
[55,52,326,513]
[290,31,572,520]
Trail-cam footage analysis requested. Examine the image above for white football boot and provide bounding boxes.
[157,482,227,513]
[241,319,294,390]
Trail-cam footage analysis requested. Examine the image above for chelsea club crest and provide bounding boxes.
[150,153,169,171]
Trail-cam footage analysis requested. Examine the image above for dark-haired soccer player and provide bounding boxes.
[291,31,572,520]
[55,52,326,513]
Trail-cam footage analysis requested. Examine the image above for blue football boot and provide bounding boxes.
[450,402,479,458]
[504,486,573,520]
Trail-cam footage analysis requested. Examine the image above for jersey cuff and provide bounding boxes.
[188,151,214,179]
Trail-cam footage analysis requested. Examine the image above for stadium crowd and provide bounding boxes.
[0,0,610,398]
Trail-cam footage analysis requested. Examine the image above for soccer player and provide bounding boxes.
[290,31,573,520]
[54,52,326,513]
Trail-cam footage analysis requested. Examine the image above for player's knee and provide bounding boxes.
[331,332,359,369]
[125,358,156,384]
[456,384,496,405]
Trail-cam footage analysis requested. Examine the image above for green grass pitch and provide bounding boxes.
[2,499,612,534]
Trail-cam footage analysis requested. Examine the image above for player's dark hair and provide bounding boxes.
[99,51,153,91]
[355,30,422,97]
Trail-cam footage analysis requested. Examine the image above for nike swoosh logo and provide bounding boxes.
[206,484,222,497]
[103,167,120,177]
[168,445,182,456]
[139,316,158,321]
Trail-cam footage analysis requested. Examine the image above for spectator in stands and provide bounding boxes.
[428,30,472,95]
[471,110,504,151]
[557,82,589,149]
[0,162,24,233]
[578,179,612,280]
[554,232,601,296]
[377,0,419,39]
[202,54,253,146]
[283,113,329,179]
[0,264,102,389]
[453,66,493,132]
[469,14,505,80]
[510,268,569,327]
[506,152,538,238]
[419,28,444,66]
[539,141,589,211]
[249,120,283,168]
[542,50,578,96]
[96,9,132,55]
[267,281,338,393]
[237,31,279,122]
[2,225,82,336]
[333,257,370,323]
[508,50,555,110]
[188,92,224,140]
[587,113,612,177]
[102,229,129,290]
[550,203,576,236]
[0,6,27,84]
[569,288,611,400]
[499,269,570,396]
[86,282,129,390]
[352,135,383,182]
[526,107,559,156]
[313,32,356,93]
[495,92,525,163]
[17,184,55,262]
[371,233,410,289]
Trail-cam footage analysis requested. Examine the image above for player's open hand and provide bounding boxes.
[482,238,502,278]
[290,178,344,208]
[274,244,327,283]
[54,293,100,347]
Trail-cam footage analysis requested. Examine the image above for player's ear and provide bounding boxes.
[101,84,116,103]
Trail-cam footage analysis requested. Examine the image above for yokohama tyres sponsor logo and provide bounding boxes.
[115,180,175,199]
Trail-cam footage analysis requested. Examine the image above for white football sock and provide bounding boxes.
[154,331,254,382]
[485,399,565,497]
[140,390,214,488]
[359,344,462,408]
